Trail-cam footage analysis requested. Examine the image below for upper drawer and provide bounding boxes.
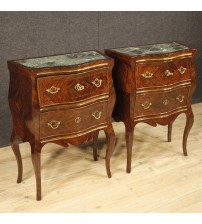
[135,57,194,89]
[37,68,109,107]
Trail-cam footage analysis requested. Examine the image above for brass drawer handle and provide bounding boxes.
[165,70,173,77]
[91,111,102,120]
[178,66,187,74]
[176,95,184,103]
[47,120,61,129]
[141,71,154,79]
[46,86,60,94]
[141,101,152,110]
[92,78,102,87]
[75,83,85,91]
[163,99,169,106]
[75,117,81,124]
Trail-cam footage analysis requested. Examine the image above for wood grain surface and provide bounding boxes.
[105,45,197,174]
[7,51,115,200]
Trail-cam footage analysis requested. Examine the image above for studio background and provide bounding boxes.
[0,11,202,147]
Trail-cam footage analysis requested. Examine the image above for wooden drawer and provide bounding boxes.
[40,100,108,139]
[135,57,194,89]
[37,68,109,107]
[134,86,189,118]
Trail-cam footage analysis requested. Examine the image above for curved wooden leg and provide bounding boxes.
[125,122,134,173]
[93,132,99,161]
[104,125,115,178]
[30,142,42,201]
[10,134,23,183]
[183,110,194,156]
[168,121,173,142]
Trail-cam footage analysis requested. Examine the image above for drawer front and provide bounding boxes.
[40,101,108,139]
[134,86,189,117]
[135,58,194,89]
[37,69,109,107]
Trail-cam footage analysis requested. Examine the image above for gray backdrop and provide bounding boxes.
[0,12,202,147]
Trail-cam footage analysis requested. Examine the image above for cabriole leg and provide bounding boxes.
[183,110,194,156]
[10,133,23,183]
[30,142,42,201]
[168,121,173,142]
[125,122,134,173]
[93,132,99,161]
[104,125,115,178]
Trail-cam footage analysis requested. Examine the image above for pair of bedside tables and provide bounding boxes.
[8,42,197,200]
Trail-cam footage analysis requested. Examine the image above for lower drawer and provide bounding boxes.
[40,100,108,139]
[134,86,189,118]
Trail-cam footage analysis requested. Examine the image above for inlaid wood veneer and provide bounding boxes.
[105,42,197,173]
[8,50,116,201]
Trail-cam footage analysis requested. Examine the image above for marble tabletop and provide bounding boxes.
[112,42,189,56]
[15,51,107,69]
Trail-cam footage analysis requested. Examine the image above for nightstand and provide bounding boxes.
[8,51,115,200]
[105,42,197,173]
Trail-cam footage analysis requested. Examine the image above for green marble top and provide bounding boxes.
[112,42,189,56]
[15,51,107,69]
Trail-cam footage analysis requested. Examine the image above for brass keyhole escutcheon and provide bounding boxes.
[75,117,81,124]
[163,99,169,106]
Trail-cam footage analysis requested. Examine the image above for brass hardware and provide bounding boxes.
[141,101,152,110]
[46,86,60,94]
[75,117,81,124]
[91,111,102,119]
[47,120,61,129]
[178,66,187,74]
[165,70,173,77]
[92,78,102,87]
[176,95,184,103]
[163,99,169,106]
[141,71,154,79]
[75,83,85,91]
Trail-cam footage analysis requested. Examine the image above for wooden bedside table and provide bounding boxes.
[105,42,197,173]
[8,51,115,200]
